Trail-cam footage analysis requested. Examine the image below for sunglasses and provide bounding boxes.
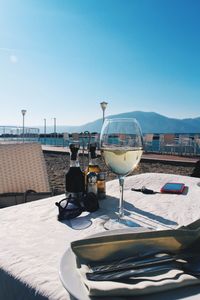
[55,192,99,221]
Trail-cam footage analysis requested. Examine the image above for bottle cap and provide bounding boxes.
[89,143,97,159]
[98,172,105,180]
[70,143,79,160]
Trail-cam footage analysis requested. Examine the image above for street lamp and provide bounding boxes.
[53,117,57,145]
[53,117,56,134]
[21,109,27,142]
[100,101,108,123]
[44,118,46,144]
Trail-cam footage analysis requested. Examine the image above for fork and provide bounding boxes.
[89,250,196,274]
[87,258,200,281]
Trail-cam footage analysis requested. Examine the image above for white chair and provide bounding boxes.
[194,135,200,155]
[178,135,194,156]
[63,132,69,147]
[159,134,178,154]
[143,134,153,152]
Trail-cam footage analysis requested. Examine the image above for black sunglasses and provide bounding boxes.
[55,192,99,221]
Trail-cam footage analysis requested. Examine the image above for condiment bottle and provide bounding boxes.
[65,143,85,199]
[97,172,106,199]
[86,172,98,196]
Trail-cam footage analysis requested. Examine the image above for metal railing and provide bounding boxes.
[143,133,200,156]
[39,132,99,148]
[0,126,39,143]
[2,127,196,157]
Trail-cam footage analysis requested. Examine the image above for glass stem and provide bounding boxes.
[118,176,125,219]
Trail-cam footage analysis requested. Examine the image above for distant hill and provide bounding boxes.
[39,111,200,134]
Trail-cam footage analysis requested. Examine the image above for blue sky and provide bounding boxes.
[0,0,200,127]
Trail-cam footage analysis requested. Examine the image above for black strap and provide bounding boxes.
[55,195,83,221]
[131,187,159,194]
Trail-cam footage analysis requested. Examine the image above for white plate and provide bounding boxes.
[59,229,200,300]
[59,246,90,300]
[59,228,150,300]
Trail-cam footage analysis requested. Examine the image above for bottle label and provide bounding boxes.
[87,172,98,195]
[97,172,106,199]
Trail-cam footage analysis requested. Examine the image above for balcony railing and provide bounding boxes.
[0,126,39,143]
[143,133,200,156]
[40,132,200,156]
[2,127,199,156]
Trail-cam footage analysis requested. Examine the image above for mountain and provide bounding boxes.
[39,111,200,134]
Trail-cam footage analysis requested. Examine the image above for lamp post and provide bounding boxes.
[21,109,27,142]
[100,101,108,123]
[44,118,46,144]
[53,117,57,145]
[53,117,56,134]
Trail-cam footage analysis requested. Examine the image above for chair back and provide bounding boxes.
[160,134,175,144]
[0,143,50,194]
[143,134,153,143]
[143,134,154,152]
[63,132,69,141]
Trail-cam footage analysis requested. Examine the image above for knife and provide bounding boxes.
[89,252,180,274]
[88,250,198,275]
[86,261,179,281]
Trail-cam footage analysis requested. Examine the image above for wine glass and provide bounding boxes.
[100,118,143,230]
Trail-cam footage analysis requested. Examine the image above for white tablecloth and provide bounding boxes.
[1,173,200,300]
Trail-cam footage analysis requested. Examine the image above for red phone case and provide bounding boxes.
[160,182,185,194]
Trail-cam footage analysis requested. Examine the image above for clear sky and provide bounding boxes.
[0,0,200,127]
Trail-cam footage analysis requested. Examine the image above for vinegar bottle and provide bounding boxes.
[65,143,85,199]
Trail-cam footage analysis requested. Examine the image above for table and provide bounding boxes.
[1,173,200,300]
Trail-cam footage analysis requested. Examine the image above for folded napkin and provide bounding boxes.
[79,265,199,297]
[72,226,200,263]
[71,222,200,297]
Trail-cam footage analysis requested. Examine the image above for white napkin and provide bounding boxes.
[79,264,200,297]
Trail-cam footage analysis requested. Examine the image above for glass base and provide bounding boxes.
[70,215,92,230]
[103,217,142,230]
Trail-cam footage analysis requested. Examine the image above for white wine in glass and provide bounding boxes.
[100,118,143,230]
